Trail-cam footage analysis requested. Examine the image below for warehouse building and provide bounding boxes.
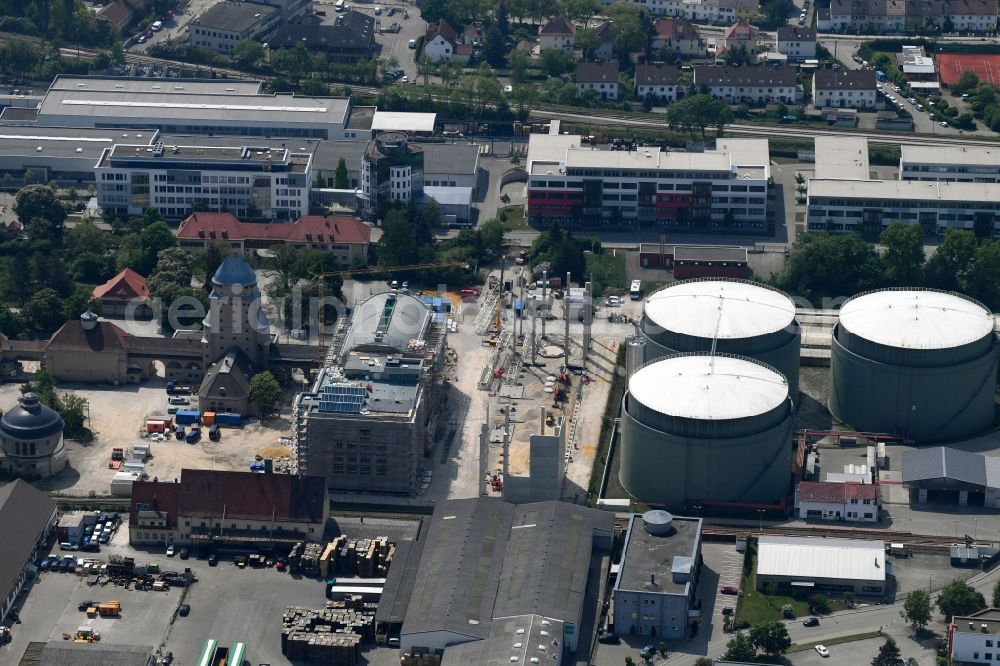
[0,480,57,623]
[95,141,312,221]
[0,127,157,183]
[527,135,770,228]
[902,447,1000,508]
[756,535,888,595]
[619,353,795,508]
[829,289,998,442]
[613,511,702,639]
[390,498,614,661]
[128,469,329,548]
[189,1,281,53]
[293,290,448,495]
[17,642,156,666]
[32,76,367,140]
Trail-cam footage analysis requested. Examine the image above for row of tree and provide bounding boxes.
[773,225,1000,310]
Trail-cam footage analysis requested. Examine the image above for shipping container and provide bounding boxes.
[202,412,216,426]
[145,420,165,433]
[215,413,242,427]
[175,410,201,425]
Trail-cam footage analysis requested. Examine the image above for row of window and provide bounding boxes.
[332,464,389,475]
[811,199,1000,210]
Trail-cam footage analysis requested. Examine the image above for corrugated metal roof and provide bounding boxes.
[0,481,56,615]
[901,446,990,486]
[757,535,885,582]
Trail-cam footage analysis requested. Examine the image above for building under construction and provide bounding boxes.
[293,291,448,495]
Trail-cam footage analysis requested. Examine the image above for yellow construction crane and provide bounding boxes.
[311,261,471,346]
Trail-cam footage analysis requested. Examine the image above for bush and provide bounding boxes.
[782,604,795,619]
[808,593,832,614]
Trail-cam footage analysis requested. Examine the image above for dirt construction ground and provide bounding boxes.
[0,373,295,496]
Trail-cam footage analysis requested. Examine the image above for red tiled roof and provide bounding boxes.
[426,19,458,45]
[97,0,133,26]
[725,20,758,39]
[539,16,576,36]
[46,320,129,354]
[177,212,370,245]
[175,469,327,522]
[130,480,181,529]
[798,481,878,503]
[655,17,700,41]
[93,267,150,301]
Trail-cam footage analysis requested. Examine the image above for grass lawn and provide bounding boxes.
[735,550,851,626]
[788,630,883,653]
[499,205,527,230]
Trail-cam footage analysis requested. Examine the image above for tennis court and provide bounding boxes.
[938,52,1000,86]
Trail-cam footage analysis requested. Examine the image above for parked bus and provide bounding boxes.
[228,642,247,666]
[196,639,218,666]
[630,280,643,300]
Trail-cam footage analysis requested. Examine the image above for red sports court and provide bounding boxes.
[938,52,1000,86]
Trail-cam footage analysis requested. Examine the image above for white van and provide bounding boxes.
[334,0,345,11]
[151,20,163,31]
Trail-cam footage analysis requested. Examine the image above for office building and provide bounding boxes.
[189,1,280,52]
[756,535,887,595]
[293,290,448,495]
[360,132,424,215]
[527,134,769,227]
[612,511,702,639]
[95,141,312,220]
[900,144,1000,182]
[950,609,1000,664]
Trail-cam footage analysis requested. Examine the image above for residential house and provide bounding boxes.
[96,0,150,30]
[796,480,880,522]
[92,268,152,319]
[635,64,680,102]
[818,0,996,32]
[652,17,704,57]
[723,19,759,53]
[950,609,1000,664]
[176,212,371,265]
[538,16,576,54]
[694,65,799,104]
[594,22,615,60]
[461,22,484,46]
[633,0,741,24]
[776,25,817,60]
[813,68,877,109]
[576,62,621,100]
[424,19,459,63]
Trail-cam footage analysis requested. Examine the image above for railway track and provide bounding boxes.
[703,522,961,550]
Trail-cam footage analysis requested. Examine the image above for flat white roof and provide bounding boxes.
[527,133,583,167]
[629,354,788,420]
[564,147,732,171]
[901,143,1000,167]
[371,111,437,133]
[758,535,886,581]
[808,178,1000,202]
[424,185,473,205]
[814,136,869,180]
[839,289,994,350]
[714,138,770,168]
[644,280,796,340]
[49,76,262,95]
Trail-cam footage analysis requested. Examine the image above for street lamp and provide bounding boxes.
[757,509,765,534]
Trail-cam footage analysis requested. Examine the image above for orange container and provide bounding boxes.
[202,412,216,426]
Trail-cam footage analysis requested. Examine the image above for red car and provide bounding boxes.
[720,586,740,595]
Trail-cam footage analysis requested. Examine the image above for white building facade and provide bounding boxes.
[95,142,311,220]
[951,611,1000,664]
[813,70,877,110]
[694,65,799,104]
[795,481,879,522]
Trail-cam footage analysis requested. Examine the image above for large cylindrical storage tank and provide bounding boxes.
[640,279,801,400]
[619,353,794,507]
[830,289,998,442]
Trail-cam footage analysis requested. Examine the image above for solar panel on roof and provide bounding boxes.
[317,383,366,413]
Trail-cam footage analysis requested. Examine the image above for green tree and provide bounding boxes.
[666,94,735,137]
[5,252,32,304]
[723,631,757,662]
[58,392,90,439]
[231,39,265,69]
[23,368,58,407]
[378,208,419,267]
[774,232,884,304]
[992,579,1000,609]
[64,220,108,259]
[334,157,350,189]
[937,580,984,621]
[604,1,651,63]
[575,27,600,60]
[203,242,226,292]
[313,169,326,188]
[750,620,792,656]
[955,70,980,93]
[879,221,925,286]
[23,288,66,334]
[507,48,531,82]
[138,220,178,274]
[300,78,329,96]
[925,228,976,291]
[63,285,100,321]
[968,239,1000,310]
[15,184,66,229]
[540,49,572,76]
[872,638,904,666]
[249,370,282,416]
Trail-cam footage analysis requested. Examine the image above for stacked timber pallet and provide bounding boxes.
[281,602,375,664]
[400,653,442,666]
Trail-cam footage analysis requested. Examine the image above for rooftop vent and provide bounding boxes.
[642,509,676,536]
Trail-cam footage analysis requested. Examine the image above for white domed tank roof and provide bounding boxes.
[838,289,994,350]
[644,279,796,341]
[629,354,789,421]
[642,510,675,535]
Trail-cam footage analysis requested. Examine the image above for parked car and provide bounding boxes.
[640,645,656,660]
[386,5,395,14]
[166,544,176,557]
[597,632,620,644]
[408,39,416,48]
[78,600,95,611]
[803,617,820,627]
[721,607,734,616]
[605,296,623,307]
[39,557,52,571]
[163,652,173,665]
[720,586,740,595]
[168,397,189,405]
[179,547,189,560]
[60,542,78,551]
[374,6,381,13]
[815,645,830,657]
[178,603,190,617]
[98,533,110,544]
[208,553,219,566]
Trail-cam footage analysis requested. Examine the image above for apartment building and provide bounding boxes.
[627,0,744,24]
[817,0,996,32]
[526,134,770,228]
[577,62,621,100]
[636,64,680,101]
[95,141,311,220]
[776,25,816,60]
[951,609,1000,664]
[694,65,799,104]
[813,69,877,109]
